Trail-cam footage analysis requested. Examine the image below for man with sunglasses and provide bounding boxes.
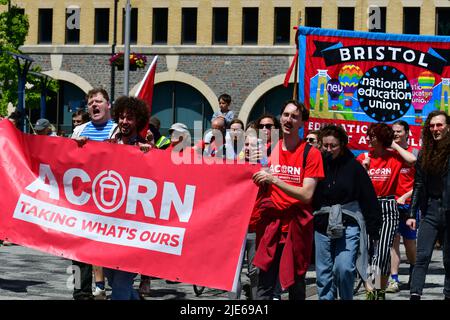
[251,100,324,300]
[408,110,450,300]
[306,130,320,148]
[255,114,280,158]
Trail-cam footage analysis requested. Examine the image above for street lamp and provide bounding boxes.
[29,71,52,119]
[6,51,34,132]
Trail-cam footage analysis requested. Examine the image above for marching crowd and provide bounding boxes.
[1,87,449,301]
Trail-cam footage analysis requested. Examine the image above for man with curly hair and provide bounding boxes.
[104,95,151,300]
[408,110,450,300]
[110,95,150,148]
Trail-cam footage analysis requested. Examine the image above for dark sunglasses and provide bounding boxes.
[306,137,317,143]
[258,124,274,129]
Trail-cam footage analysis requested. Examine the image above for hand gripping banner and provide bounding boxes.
[297,27,450,151]
[0,120,259,291]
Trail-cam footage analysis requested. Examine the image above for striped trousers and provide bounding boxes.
[368,198,400,281]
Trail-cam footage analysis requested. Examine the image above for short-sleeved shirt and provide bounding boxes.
[249,140,324,233]
[356,149,403,197]
[72,120,117,141]
[211,110,235,126]
[395,146,420,204]
[269,140,324,211]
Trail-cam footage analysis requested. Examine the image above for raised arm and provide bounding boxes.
[391,141,416,165]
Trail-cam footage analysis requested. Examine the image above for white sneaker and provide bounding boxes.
[93,287,106,300]
[386,279,400,293]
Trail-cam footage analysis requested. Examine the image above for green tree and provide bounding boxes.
[0,3,58,116]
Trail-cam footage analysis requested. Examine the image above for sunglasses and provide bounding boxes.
[258,124,274,129]
[306,137,317,143]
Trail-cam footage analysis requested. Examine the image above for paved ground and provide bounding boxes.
[0,242,445,300]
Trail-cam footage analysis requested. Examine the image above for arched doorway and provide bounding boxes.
[246,83,295,124]
[30,80,87,136]
[152,81,214,136]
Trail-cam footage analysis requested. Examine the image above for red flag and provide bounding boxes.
[136,55,158,139]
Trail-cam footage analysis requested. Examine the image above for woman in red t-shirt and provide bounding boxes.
[356,122,416,300]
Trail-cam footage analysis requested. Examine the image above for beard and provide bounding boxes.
[120,126,133,137]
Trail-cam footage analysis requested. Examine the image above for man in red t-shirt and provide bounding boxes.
[252,100,324,300]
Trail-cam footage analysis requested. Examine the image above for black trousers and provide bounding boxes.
[410,198,450,297]
[256,244,306,300]
[72,260,93,300]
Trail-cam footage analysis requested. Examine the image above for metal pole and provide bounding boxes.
[40,91,46,118]
[16,58,33,132]
[110,0,118,101]
[123,0,131,95]
[18,75,26,131]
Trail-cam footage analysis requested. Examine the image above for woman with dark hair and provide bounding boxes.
[407,110,450,300]
[313,125,381,300]
[356,122,416,300]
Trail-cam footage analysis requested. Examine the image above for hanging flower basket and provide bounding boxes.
[109,52,147,71]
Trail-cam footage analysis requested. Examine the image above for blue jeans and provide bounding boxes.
[104,268,140,300]
[410,198,450,297]
[315,224,360,300]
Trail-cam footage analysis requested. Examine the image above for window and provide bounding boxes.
[242,8,258,44]
[247,84,295,124]
[38,9,53,44]
[403,8,420,34]
[436,8,450,35]
[182,8,197,44]
[152,82,213,136]
[274,8,290,44]
[122,8,138,44]
[369,6,386,32]
[153,8,168,44]
[338,7,354,30]
[212,8,228,44]
[65,8,80,44]
[95,8,110,44]
[305,7,321,28]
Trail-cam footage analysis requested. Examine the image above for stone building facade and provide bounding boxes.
[2,0,450,133]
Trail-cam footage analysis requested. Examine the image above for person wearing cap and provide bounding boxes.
[34,118,57,136]
[168,122,192,151]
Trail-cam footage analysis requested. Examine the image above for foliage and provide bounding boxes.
[109,52,147,69]
[0,5,58,116]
